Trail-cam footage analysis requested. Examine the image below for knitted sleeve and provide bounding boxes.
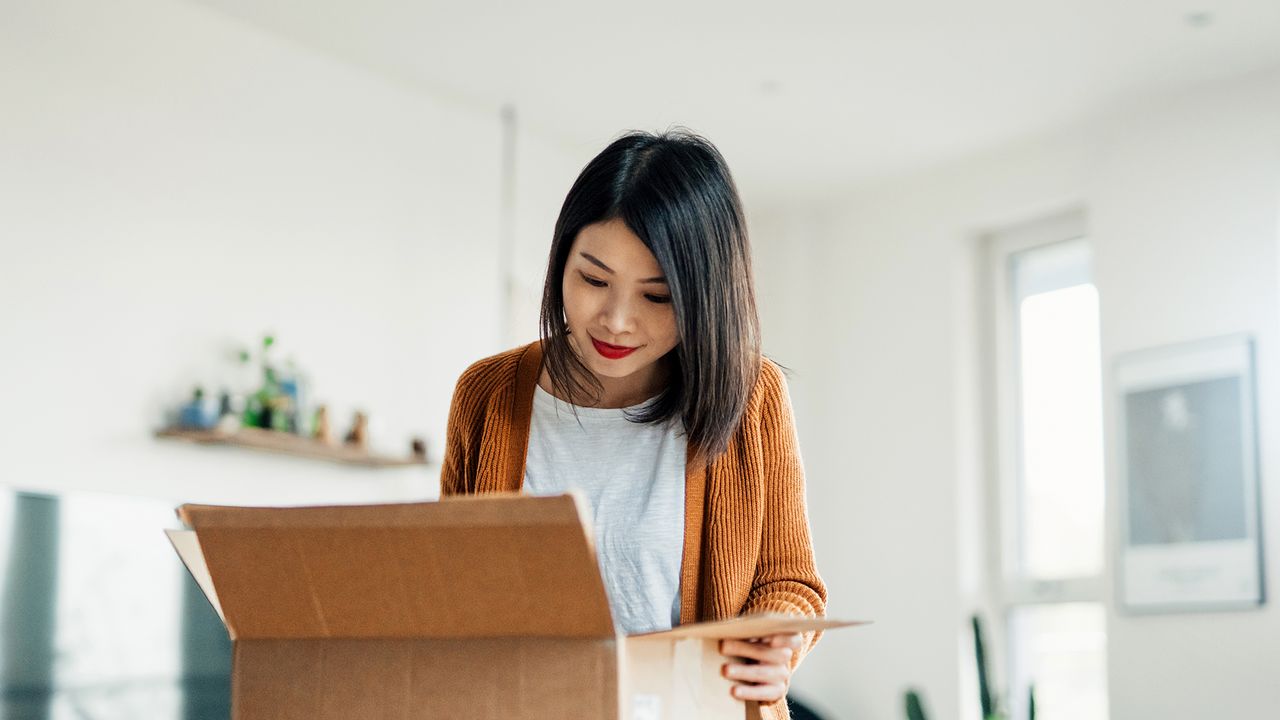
[439,368,472,498]
[438,347,525,497]
[739,360,828,674]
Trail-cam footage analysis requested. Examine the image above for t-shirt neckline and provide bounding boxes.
[532,383,662,419]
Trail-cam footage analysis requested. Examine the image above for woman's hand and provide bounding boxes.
[718,632,803,703]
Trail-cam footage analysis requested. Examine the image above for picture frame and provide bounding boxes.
[1114,333,1265,612]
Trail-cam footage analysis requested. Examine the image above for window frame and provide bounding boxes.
[982,207,1109,718]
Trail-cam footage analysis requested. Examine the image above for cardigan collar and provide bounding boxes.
[504,339,706,625]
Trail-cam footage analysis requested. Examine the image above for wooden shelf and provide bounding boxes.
[155,427,429,468]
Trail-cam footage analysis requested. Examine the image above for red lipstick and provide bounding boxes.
[590,336,638,360]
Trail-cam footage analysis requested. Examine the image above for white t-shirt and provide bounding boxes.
[522,383,687,635]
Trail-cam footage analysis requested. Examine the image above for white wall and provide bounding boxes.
[0,0,579,506]
[773,67,1280,719]
[505,122,591,346]
[747,207,822,421]
[1091,69,1280,720]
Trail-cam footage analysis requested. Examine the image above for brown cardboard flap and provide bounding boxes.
[175,492,615,640]
[632,613,867,641]
[234,636,619,720]
[165,529,226,625]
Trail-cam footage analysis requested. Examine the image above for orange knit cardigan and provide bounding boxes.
[439,340,827,718]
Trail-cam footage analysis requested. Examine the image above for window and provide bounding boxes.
[1008,603,1108,720]
[986,210,1108,720]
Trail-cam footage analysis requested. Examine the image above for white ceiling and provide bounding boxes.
[191,0,1280,205]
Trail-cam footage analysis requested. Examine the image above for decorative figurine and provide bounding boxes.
[344,411,368,450]
[410,437,428,462]
[313,405,333,445]
[215,389,241,434]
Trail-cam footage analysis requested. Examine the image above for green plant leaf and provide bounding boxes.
[905,689,929,720]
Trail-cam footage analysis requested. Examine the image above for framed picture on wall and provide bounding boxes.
[1115,333,1265,612]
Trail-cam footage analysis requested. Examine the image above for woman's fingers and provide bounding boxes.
[718,635,799,665]
[769,632,803,650]
[721,659,790,685]
[717,633,802,703]
[730,681,788,702]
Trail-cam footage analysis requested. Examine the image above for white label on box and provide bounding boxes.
[632,693,663,720]
[670,638,702,716]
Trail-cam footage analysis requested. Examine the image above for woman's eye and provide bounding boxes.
[580,273,607,288]
[646,294,672,304]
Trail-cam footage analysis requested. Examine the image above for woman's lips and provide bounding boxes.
[590,336,638,360]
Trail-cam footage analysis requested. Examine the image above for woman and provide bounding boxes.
[440,128,826,718]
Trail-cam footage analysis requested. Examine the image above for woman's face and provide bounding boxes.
[562,217,679,389]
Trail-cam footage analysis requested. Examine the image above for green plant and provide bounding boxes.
[905,689,929,720]
[240,333,288,430]
[973,614,1037,720]
[903,616,1037,720]
[973,615,997,719]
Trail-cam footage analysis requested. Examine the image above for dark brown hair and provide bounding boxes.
[539,127,761,461]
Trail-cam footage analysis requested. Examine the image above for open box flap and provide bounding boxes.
[165,529,227,627]
[630,613,867,641]
[173,492,615,641]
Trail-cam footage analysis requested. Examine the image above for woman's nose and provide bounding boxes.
[599,293,636,335]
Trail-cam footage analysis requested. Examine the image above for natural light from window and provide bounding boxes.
[1001,232,1108,720]
[1017,283,1105,580]
[1009,603,1109,720]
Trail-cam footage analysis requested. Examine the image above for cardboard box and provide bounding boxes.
[167,492,861,719]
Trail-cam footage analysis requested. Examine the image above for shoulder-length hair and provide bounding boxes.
[539,127,761,461]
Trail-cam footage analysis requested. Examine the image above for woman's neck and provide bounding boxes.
[538,359,669,409]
